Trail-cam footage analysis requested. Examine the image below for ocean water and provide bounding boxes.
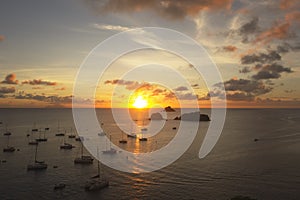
[0,108,300,200]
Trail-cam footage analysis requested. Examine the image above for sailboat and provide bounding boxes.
[139,129,148,141]
[68,127,76,138]
[127,123,137,138]
[102,135,117,154]
[74,142,93,164]
[3,124,12,136]
[28,127,38,145]
[55,121,65,136]
[119,131,127,144]
[27,143,48,170]
[35,128,48,142]
[3,134,15,152]
[60,137,75,149]
[85,148,109,191]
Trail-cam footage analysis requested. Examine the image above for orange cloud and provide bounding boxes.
[0,35,4,42]
[254,22,291,44]
[285,11,300,23]
[279,0,299,10]
[87,0,233,20]
[223,45,237,52]
[1,73,18,84]
[22,79,57,86]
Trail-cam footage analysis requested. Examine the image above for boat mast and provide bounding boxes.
[34,144,38,163]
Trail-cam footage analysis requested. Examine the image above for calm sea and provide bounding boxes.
[0,108,299,200]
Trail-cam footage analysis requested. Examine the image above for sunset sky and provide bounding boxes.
[0,0,300,108]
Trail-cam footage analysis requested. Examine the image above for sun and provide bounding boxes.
[132,96,148,109]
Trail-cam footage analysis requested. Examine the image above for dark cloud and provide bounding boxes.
[239,66,251,73]
[174,86,188,91]
[240,17,259,35]
[226,92,255,101]
[241,51,281,64]
[285,89,295,93]
[215,78,272,95]
[22,79,57,86]
[85,0,233,20]
[177,92,198,100]
[254,22,292,44]
[252,63,293,80]
[1,73,18,85]
[104,79,151,90]
[237,17,260,43]
[0,87,15,94]
[15,93,72,104]
[277,42,300,53]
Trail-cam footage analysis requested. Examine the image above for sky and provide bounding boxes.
[0,0,300,108]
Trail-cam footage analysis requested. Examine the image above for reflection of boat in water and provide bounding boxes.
[102,135,117,154]
[74,142,93,164]
[27,143,47,171]
[85,148,109,191]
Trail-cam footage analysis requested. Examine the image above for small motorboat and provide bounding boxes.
[60,143,75,149]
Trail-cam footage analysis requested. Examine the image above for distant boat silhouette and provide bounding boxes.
[85,148,109,191]
[27,143,47,171]
[119,131,127,144]
[102,135,117,154]
[55,121,65,136]
[74,142,93,164]
[68,128,76,138]
[3,134,15,152]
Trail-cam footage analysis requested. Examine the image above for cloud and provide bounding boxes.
[177,92,198,100]
[104,79,146,90]
[223,45,237,52]
[252,63,293,80]
[85,0,233,20]
[254,22,292,44]
[285,11,300,23]
[226,92,255,101]
[92,23,131,31]
[215,78,272,96]
[55,87,66,91]
[279,0,299,10]
[1,73,19,85]
[241,51,281,64]
[15,93,73,104]
[276,42,300,53]
[174,86,188,91]
[236,17,260,43]
[22,79,57,86]
[0,35,4,42]
[239,66,251,73]
[0,87,15,94]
